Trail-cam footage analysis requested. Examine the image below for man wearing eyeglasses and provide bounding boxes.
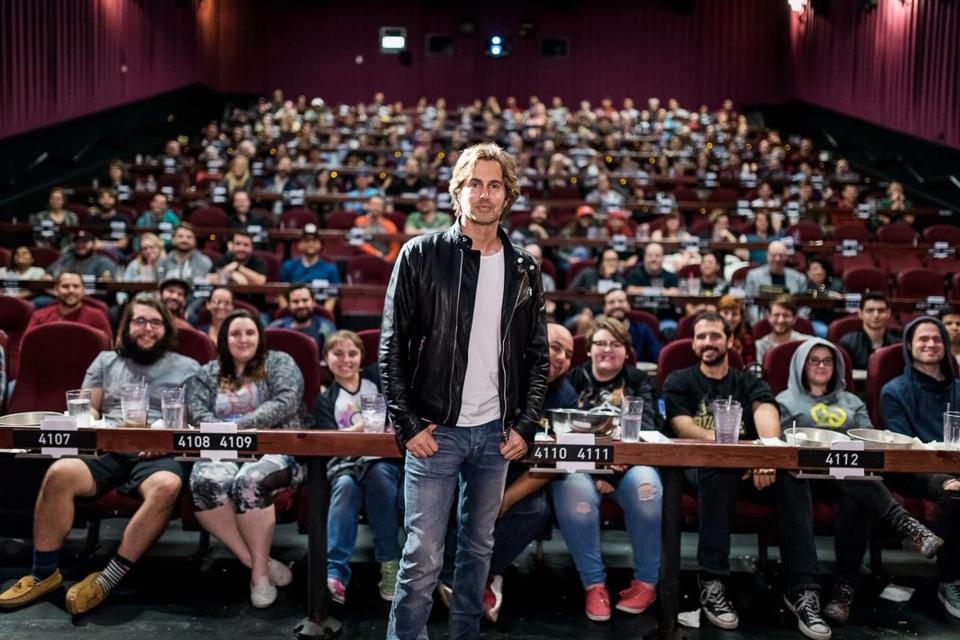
[0,297,200,616]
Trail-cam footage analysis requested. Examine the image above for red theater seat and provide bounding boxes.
[842,267,889,295]
[896,268,945,298]
[0,295,34,380]
[280,207,319,229]
[923,225,960,245]
[174,325,216,364]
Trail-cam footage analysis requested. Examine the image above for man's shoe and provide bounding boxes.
[267,558,292,587]
[897,516,944,559]
[616,580,656,614]
[699,577,739,629]
[784,591,832,640]
[327,577,346,605]
[484,575,503,622]
[378,560,399,602]
[585,584,611,622]
[938,581,960,620]
[0,571,63,609]
[823,579,855,625]
[250,579,277,608]
[65,572,107,616]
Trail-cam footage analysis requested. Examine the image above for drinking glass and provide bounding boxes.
[66,389,92,429]
[360,393,387,433]
[710,399,743,444]
[120,383,148,428]
[620,396,645,442]
[944,411,960,450]
[161,387,185,430]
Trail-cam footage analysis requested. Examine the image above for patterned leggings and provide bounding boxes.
[190,454,304,513]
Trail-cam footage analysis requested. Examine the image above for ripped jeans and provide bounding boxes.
[190,454,304,513]
[550,465,662,586]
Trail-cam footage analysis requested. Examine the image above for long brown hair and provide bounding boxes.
[448,142,520,218]
[116,296,178,355]
[216,310,267,390]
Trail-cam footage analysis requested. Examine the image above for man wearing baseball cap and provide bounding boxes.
[279,223,339,312]
[46,230,117,281]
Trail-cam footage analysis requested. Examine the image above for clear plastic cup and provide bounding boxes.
[161,387,185,430]
[66,389,91,429]
[360,392,387,433]
[120,383,148,428]
[620,396,645,442]
[944,411,960,450]
[710,399,743,444]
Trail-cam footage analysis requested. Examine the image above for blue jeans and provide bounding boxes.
[387,420,510,640]
[327,459,404,584]
[551,465,662,586]
[439,465,552,584]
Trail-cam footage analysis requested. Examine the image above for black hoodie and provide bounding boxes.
[880,317,960,442]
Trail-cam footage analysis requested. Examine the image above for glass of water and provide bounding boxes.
[65,389,92,429]
[944,411,960,450]
[120,383,148,428]
[620,396,645,442]
[161,387,185,430]
[360,393,387,433]
[710,399,743,444]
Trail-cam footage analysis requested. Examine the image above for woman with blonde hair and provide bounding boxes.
[121,233,165,282]
[223,155,253,197]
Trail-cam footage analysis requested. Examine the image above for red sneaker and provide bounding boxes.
[616,580,656,614]
[483,575,503,622]
[585,584,611,622]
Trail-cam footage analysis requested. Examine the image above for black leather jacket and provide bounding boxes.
[379,220,549,448]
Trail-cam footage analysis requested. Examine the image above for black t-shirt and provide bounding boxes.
[215,252,268,276]
[627,266,679,289]
[567,362,659,430]
[663,364,776,440]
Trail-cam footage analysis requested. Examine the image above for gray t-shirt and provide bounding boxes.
[83,351,200,425]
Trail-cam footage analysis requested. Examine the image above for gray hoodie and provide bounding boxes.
[776,337,871,432]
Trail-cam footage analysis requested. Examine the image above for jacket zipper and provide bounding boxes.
[410,336,426,383]
[445,250,464,424]
[499,270,527,439]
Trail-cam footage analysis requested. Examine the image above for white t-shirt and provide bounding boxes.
[457,249,505,426]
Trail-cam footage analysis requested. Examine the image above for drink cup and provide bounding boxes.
[66,389,92,429]
[120,383,148,428]
[620,396,645,442]
[944,411,960,450]
[711,400,742,444]
[161,387,185,430]
[360,393,387,433]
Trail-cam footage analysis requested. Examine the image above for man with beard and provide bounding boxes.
[209,230,267,285]
[602,287,661,363]
[663,312,829,640]
[268,283,336,352]
[157,223,213,282]
[0,298,199,615]
[24,271,113,341]
[157,278,192,328]
[47,230,117,280]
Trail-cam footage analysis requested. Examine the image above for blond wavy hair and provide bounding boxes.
[448,142,520,218]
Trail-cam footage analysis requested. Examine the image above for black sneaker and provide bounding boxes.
[823,579,855,624]
[784,590,832,640]
[699,577,739,630]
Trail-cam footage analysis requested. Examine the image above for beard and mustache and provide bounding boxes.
[122,333,168,365]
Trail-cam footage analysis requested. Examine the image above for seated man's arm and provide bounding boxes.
[669,415,714,441]
[752,401,781,439]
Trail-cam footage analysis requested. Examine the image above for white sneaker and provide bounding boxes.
[250,580,277,608]
[267,558,292,587]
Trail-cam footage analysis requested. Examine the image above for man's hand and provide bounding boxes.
[499,429,528,461]
[405,424,439,458]
[943,477,960,492]
[744,468,776,490]
[595,479,616,494]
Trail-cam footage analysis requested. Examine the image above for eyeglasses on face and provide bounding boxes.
[131,317,164,329]
[592,340,626,350]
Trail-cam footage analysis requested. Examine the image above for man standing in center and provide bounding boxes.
[381,142,549,640]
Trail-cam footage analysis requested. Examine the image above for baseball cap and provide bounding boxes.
[159,277,192,295]
[576,205,595,218]
[301,223,321,238]
[74,230,94,242]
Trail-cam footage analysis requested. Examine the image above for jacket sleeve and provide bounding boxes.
[379,242,427,447]
[186,364,220,425]
[235,351,304,430]
[513,266,550,443]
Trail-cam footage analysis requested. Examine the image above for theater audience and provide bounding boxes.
[122,233,165,282]
[664,312,829,639]
[880,317,960,619]
[550,317,661,622]
[0,298,199,615]
[755,295,813,365]
[838,293,901,370]
[312,330,403,605]
[0,246,45,283]
[776,339,942,624]
[186,310,305,608]
[24,271,112,341]
[353,196,400,262]
[47,230,117,280]
[744,241,807,324]
[157,223,213,282]
[209,230,267,285]
[268,284,336,352]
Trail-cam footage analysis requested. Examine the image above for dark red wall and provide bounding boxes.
[0,0,201,140]
[789,0,960,148]
[201,0,789,108]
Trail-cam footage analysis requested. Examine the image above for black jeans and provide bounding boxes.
[888,473,960,582]
[697,468,820,592]
[814,480,908,580]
